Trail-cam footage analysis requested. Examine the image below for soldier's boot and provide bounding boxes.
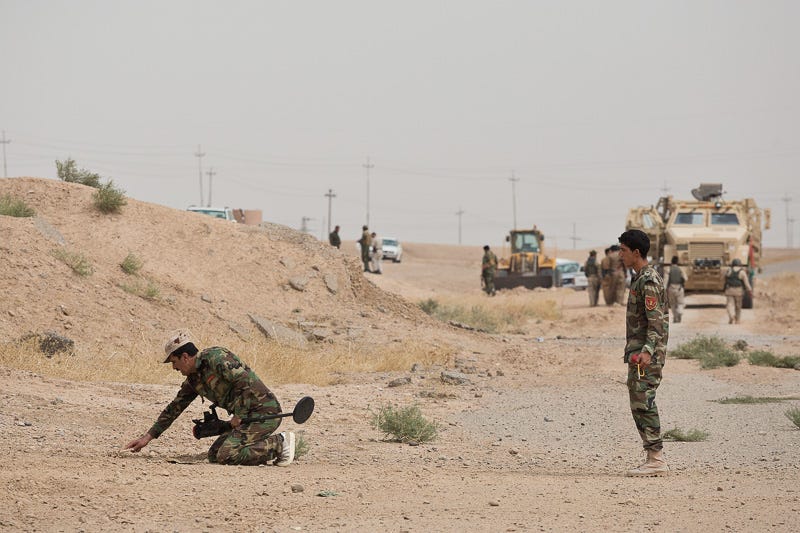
[625,449,669,477]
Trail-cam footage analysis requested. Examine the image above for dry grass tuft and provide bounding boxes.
[0,335,453,387]
[417,292,560,333]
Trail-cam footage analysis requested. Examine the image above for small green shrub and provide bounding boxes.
[672,335,740,369]
[371,404,438,443]
[56,158,101,188]
[119,279,159,300]
[748,350,800,369]
[786,407,800,429]
[716,395,800,404]
[120,252,143,275]
[0,195,36,217]
[52,248,93,277]
[92,180,127,213]
[662,427,709,442]
[418,298,439,315]
[295,434,309,458]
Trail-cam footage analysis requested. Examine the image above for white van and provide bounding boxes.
[187,206,235,222]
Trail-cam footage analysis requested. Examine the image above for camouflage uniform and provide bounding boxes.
[625,264,669,452]
[482,249,498,296]
[611,252,627,305]
[600,253,613,305]
[359,229,372,272]
[666,265,686,323]
[724,266,752,324]
[584,255,600,307]
[148,346,283,465]
[328,228,341,249]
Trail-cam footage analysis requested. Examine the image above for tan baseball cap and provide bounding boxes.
[163,329,194,363]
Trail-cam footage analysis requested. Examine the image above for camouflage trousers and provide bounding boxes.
[208,419,282,465]
[587,275,600,306]
[626,362,663,451]
[667,284,685,322]
[482,271,496,295]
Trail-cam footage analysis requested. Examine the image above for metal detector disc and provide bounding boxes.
[292,396,315,424]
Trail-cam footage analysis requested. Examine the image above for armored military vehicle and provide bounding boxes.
[625,184,770,308]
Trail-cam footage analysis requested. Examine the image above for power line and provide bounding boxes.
[206,168,216,207]
[1,131,11,177]
[363,156,374,226]
[509,170,519,229]
[324,188,337,235]
[195,145,206,206]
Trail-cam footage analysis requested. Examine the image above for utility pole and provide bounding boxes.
[205,168,216,207]
[789,217,796,249]
[300,216,313,234]
[782,193,792,248]
[324,188,337,235]
[1,131,11,177]
[569,222,581,249]
[509,170,519,230]
[363,156,374,226]
[194,145,205,206]
[455,206,465,245]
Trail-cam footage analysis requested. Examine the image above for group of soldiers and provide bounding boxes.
[584,246,628,307]
[328,224,384,274]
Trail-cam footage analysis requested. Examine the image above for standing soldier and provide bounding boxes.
[584,250,600,307]
[328,225,341,249]
[358,225,372,272]
[600,247,614,305]
[370,232,383,274]
[665,256,686,323]
[611,244,627,306]
[724,258,753,324]
[481,245,498,296]
[618,230,669,477]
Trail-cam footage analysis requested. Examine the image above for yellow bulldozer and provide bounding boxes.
[494,227,557,290]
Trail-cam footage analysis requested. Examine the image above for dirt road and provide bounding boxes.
[2,237,800,531]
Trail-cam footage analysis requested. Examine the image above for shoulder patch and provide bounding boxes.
[645,295,657,311]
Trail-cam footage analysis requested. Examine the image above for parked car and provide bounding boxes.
[556,258,588,290]
[187,206,235,221]
[381,237,403,263]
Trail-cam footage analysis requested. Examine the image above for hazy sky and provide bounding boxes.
[2,0,798,250]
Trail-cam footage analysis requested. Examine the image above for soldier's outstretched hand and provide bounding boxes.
[124,433,153,453]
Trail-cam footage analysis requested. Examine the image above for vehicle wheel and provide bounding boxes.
[742,290,753,309]
[394,257,401,263]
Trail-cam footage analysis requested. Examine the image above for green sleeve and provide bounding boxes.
[147,380,198,438]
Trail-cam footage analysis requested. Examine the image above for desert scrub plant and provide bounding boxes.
[93,179,127,213]
[371,404,438,443]
[662,427,709,442]
[119,279,160,300]
[716,395,800,404]
[0,194,35,217]
[56,158,102,188]
[295,434,309,458]
[747,350,800,369]
[416,293,559,333]
[786,407,800,429]
[671,335,740,369]
[52,248,93,277]
[120,252,144,275]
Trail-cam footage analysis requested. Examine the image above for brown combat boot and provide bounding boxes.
[625,449,669,477]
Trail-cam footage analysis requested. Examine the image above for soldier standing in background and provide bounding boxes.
[328,225,341,249]
[600,247,613,305]
[665,256,686,323]
[584,250,600,307]
[611,244,627,305]
[481,245,498,296]
[618,230,669,477]
[370,232,383,274]
[724,258,753,324]
[358,225,372,272]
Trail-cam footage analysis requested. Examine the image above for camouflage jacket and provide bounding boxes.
[482,251,498,273]
[584,257,599,277]
[625,264,669,364]
[148,347,281,438]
